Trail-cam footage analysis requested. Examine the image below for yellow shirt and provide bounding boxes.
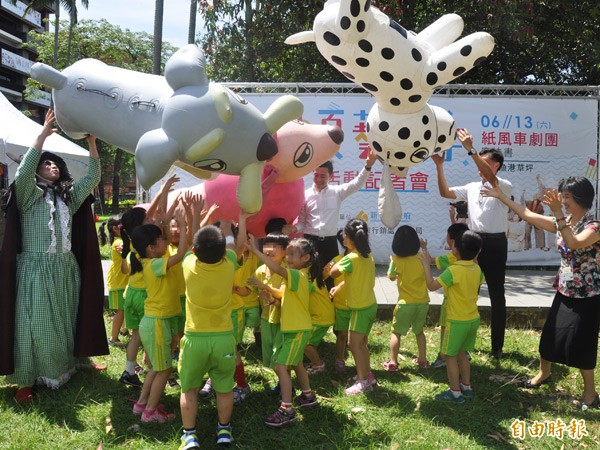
[168,243,186,296]
[254,264,284,323]
[435,253,457,270]
[126,251,145,289]
[280,268,312,333]
[183,249,237,334]
[107,238,128,290]
[141,257,182,317]
[329,254,347,310]
[233,252,260,310]
[337,251,376,309]
[388,255,430,304]
[437,260,484,321]
[309,281,335,326]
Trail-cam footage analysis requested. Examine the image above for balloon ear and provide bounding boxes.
[263,96,304,134]
[285,30,316,45]
[237,163,263,214]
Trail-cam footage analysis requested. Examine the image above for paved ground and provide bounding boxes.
[101,261,557,326]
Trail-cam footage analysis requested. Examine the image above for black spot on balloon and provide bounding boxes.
[342,71,355,80]
[434,147,442,153]
[453,66,466,76]
[389,20,408,38]
[413,141,421,148]
[381,48,395,59]
[350,0,360,17]
[341,16,351,30]
[409,95,422,103]
[379,121,389,131]
[331,55,347,66]
[422,115,429,125]
[357,20,365,32]
[390,98,401,106]
[394,152,406,160]
[460,45,472,56]
[424,130,431,140]
[358,39,373,52]
[372,141,383,152]
[426,72,438,86]
[324,31,340,46]
[362,83,378,92]
[474,56,487,66]
[411,48,422,62]
[398,127,410,139]
[380,71,394,82]
[437,61,447,71]
[356,58,370,67]
[364,0,371,12]
[400,78,413,90]
[438,135,447,143]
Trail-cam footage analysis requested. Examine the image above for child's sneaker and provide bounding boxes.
[431,357,446,369]
[233,385,251,405]
[460,386,475,400]
[179,432,200,450]
[141,407,176,423]
[119,370,142,387]
[167,376,180,388]
[199,378,214,400]
[264,407,297,428]
[216,423,233,445]
[108,338,125,348]
[344,380,373,395]
[307,362,326,375]
[348,371,377,387]
[132,401,164,415]
[434,389,465,404]
[334,360,346,374]
[294,393,318,408]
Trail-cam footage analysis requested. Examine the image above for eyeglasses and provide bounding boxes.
[41,160,58,167]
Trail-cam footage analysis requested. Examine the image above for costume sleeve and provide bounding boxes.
[225,248,240,269]
[337,254,353,274]
[70,156,101,213]
[336,167,369,201]
[285,268,300,292]
[437,267,454,288]
[14,147,42,212]
[151,257,168,277]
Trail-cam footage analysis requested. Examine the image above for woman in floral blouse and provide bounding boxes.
[482,176,600,410]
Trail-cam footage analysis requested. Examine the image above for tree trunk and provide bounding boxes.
[53,0,60,67]
[188,0,197,44]
[111,148,123,214]
[66,7,76,65]
[153,0,164,75]
[244,0,255,81]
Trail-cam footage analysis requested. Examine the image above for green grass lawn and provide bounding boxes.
[1,318,598,450]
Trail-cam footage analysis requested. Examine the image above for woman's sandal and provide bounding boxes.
[522,374,551,389]
[573,394,600,411]
[382,360,399,372]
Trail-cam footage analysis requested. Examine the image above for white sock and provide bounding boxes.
[125,360,136,375]
[460,383,472,391]
[451,389,462,398]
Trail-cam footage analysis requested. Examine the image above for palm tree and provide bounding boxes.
[153,0,164,75]
[188,0,198,44]
[25,0,89,66]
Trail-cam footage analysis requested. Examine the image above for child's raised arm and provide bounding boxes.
[246,235,287,280]
[387,255,397,282]
[418,246,442,291]
[166,209,187,269]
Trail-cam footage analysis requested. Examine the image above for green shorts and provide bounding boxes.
[124,286,147,330]
[260,318,282,369]
[276,331,311,367]
[178,332,236,393]
[231,307,244,344]
[439,298,447,327]
[392,302,429,336]
[139,315,178,371]
[334,307,351,332]
[176,295,186,335]
[244,306,261,329]
[308,324,331,347]
[441,318,480,357]
[108,289,125,310]
[349,303,377,336]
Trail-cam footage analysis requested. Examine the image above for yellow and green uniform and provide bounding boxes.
[308,281,334,346]
[254,264,285,368]
[107,238,128,310]
[123,251,147,330]
[240,253,261,329]
[168,243,186,333]
[435,252,457,326]
[329,254,350,332]
[232,252,258,342]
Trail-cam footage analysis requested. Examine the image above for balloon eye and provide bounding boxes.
[293,143,313,168]
[410,149,429,163]
[194,159,227,172]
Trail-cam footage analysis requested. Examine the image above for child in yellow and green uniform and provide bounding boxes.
[304,272,334,375]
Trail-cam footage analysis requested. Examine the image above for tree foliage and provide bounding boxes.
[198,0,600,85]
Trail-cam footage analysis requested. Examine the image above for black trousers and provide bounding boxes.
[476,232,508,354]
[304,234,340,290]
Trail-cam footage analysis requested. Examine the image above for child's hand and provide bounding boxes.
[115,242,123,254]
[418,248,431,265]
[419,238,428,249]
[174,208,185,226]
[246,234,258,254]
[323,260,334,278]
[162,174,180,193]
[329,285,340,298]
[246,276,264,290]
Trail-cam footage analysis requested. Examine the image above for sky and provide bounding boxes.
[59,0,200,49]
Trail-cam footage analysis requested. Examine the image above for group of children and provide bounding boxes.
[98,177,486,448]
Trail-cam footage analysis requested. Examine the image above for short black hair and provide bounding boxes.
[454,230,482,261]
[479,148,504,171]
[262,232,290,249]
[391,225,420,257]
[558,176,595,210]
[265,218,287,235]
[319,160,334,175]
[447,223,469,242]
[194,225,226,264]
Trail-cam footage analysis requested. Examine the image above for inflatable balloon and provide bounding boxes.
[30,44,304,213]
[286,1,495,226]
[169,119,345,237]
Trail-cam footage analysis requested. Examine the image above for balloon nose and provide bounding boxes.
[328,126,344,144]
[257,133,278,161]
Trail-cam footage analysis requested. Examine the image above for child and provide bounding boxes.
[247,233,289,372]
[304,258,333,375]
[384,225,430,372]
[420,230,483,403]
[131,212,187,423]
[247,237,318,428]
[324,230,349,373]
[329,219,377,395]
[431,223,469,369]
[99,215,128,348]
[178,225,238,448]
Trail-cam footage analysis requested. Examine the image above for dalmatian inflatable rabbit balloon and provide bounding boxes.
[286,0,495,227]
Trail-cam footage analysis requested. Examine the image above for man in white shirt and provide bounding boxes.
[287,150,377,283]
[432,128,512,359]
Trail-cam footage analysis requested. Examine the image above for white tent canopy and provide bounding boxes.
[0,93,90,182]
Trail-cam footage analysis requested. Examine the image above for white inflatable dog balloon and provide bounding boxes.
[286,0,495,226]
[30,45,304,213]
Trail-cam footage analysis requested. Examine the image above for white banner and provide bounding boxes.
[247,94,598,265]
